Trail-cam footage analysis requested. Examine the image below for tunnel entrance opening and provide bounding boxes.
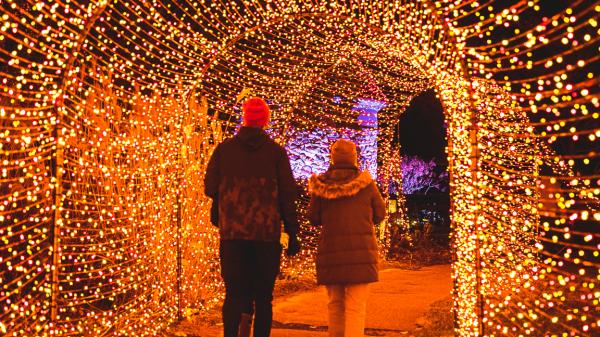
[385,89,451,265]
[0,4,516,336]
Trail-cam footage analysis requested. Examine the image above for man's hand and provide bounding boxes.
[286,234,301,256]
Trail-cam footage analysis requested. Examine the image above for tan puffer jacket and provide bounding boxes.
[308,165,386,285]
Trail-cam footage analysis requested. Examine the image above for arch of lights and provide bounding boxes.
[1,1,598,336]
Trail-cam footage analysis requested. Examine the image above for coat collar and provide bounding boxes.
[235,126,268,150]
[308,169,373,199]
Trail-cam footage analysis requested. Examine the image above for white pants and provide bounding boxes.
[326,283,370,337]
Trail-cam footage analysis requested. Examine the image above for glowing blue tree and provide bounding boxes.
[401,156,448,195]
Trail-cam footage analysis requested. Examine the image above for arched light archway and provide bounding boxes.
[1,1,597,336]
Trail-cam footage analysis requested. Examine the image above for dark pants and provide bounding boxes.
[220,240,281,337]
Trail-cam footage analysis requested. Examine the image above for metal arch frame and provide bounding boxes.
[51,1,485,334]
[182,3,451,142]
[50,1,110,323]
[426,3,486,336]
[179,13,484,336]
[54,1,468,132]
[185,9,436,96]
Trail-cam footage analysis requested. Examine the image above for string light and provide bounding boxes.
[1,1,598,336]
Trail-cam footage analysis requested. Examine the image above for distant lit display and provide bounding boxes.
[286,98,384,179]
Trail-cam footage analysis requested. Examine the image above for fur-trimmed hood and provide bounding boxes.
[308,168,373,199]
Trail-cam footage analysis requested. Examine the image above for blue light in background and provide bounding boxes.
[285,98,386,180]
[354,98,386,128]
[353,98,386,178]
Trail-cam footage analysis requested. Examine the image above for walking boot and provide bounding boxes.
[238,313,252,337]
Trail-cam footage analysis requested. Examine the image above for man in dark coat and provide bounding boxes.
[204,97,300,337]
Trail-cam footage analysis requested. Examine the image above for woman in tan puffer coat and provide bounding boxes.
[308,139,386,337]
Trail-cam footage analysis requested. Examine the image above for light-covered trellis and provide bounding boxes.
[1,1,598,336]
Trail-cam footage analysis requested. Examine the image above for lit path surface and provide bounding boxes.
[270,264,452,337]
[171,264,452,336]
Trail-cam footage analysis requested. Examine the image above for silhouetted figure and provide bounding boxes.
[204,98,301,337]
[308,139,386,337]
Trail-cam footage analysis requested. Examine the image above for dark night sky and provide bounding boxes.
[398,89,447,161]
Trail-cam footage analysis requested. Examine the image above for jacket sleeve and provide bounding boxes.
[371,182,387,224]
[276,147,299,235]
[204,144,221,199]
[308,195,321,226]
[209,198,219,227]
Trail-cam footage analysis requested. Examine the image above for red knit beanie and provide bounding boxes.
[243,97,270,127]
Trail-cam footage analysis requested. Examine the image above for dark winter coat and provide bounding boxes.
[308,165,386,285]
[204,127,299,241]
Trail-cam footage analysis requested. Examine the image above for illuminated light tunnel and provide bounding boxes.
[0,1,598,336]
